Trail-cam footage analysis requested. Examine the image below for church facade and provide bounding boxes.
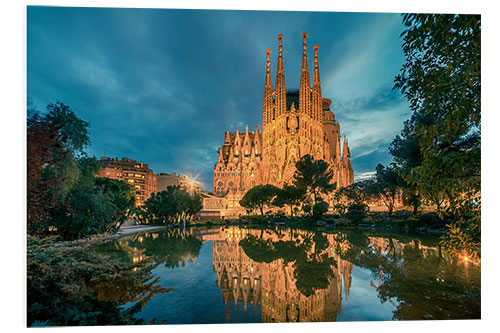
[213,33,354,208]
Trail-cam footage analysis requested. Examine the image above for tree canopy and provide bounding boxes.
[135,185,202,225]
[393,14,481,257]
[27,102,136,240]
[293,154,335,205]
[273,184,306,217]
[239,184,280,216]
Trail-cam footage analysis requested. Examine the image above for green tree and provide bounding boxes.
[394,14,481,257]
[333,181,373,223]
[273,184,306,217]
[390,118,442,211]
[293,155,335,217]
[137,186,202,224]
[370,164,403,217]
[50,157,136,240]
[27,101,137,240]
[312,200,329,220]
[334,180,374,206]
[239,184,280,216]
[27,102,90,237]
[45,101,90,155]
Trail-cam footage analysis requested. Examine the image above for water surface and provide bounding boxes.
[94,226,480,323]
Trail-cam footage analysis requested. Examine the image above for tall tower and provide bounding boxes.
[299,32,311,118]
[262,48,273,127]
[275,33,286,119]
[312,44,322,122]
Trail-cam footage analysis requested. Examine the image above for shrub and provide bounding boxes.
[27,236,170,326]
[406,217,422,229]
[418,212,445,228]
[240,215,268,224]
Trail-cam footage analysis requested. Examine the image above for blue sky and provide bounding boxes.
[27,7,411,190]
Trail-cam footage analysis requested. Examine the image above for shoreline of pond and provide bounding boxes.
[187,216,449,237]
[44,215,449,249]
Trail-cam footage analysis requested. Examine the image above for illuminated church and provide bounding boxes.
[213,32,354,206]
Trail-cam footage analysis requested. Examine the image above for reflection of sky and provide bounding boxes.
[27,7,411,190]
[137,240,261,324]
[336,266,396,321]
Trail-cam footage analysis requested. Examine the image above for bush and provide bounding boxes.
[418,212,446,228]
[392,219,408,228]
[239,215,268,224]
[406,217,422,229]
[27,236,170,326]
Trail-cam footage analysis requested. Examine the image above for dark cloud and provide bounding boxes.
[27,7,409,190]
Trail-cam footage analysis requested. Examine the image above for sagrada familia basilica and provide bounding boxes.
[213,32,354,207]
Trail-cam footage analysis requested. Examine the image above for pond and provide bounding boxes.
[93,226,480,324]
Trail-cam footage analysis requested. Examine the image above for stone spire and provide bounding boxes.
[262,48,273,127]
[253,125,261,155]
[217,147,225,165]
[312,43,323,121]
[275,34,286,118]
[342,136,351,162]
[234,126,241,156]
[299,32,311,117]
[224,130,231,144]
[243,125,251,156]
[336,135,341,163]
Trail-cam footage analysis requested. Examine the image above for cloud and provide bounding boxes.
[27,8,409,191]
[354,171,376,182]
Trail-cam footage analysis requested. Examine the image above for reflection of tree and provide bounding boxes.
[122,229,203,269]
[375,244,480,320]
[27,236,171,327]
[239,231,336,297]
[337,230,481,320]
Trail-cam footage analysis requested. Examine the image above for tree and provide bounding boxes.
[312,200,329,220]
[369,164,403,217]
[95,177,136,224]
[136,186,202,225]
[334,180,374,206]
[27,112,66,236]
[394,14,481,257]
[273,184,306,217]
[390,118,441,211]
[333,180,374,222]
[27,101,137,240]
[401,186,421,215]
[293,154,335,209]
[50,157,136,240]
[27,102,91,238]
[45,101,90,155]
[239,184,280,216]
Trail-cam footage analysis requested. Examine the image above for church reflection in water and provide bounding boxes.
[193,227,354,323]
[122,226,480,323]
